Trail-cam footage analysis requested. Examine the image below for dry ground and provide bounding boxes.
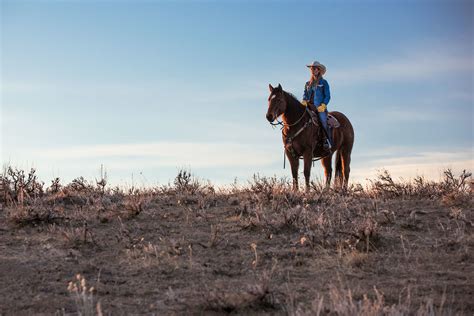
[0,168,473,315]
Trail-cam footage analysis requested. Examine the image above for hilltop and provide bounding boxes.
[0,168,472,315]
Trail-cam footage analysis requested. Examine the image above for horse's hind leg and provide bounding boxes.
[321,154,333,188]
[286,151,299,191]
[334,151,343,188]
[340,147,352,189]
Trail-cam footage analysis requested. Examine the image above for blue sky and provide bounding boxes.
[1,0,473,187]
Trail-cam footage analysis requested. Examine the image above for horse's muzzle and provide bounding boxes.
[266,113,274,122]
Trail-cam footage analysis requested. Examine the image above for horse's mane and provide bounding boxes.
[283,90,304,110]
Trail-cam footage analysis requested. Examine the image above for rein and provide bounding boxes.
[270,106,309,129]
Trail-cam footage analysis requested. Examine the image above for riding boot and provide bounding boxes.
[326,125,333,145]
[318,111,332,150]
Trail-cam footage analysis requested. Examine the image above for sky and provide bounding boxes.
[1,0,473,187]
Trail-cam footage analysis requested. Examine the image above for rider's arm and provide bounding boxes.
[323,79,331,105]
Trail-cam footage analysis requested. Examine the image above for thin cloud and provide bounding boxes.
[378,107,449,122]
[34,142,279,168]
[350,148,473,183]
[36,143,473,177]
[330,51,473,85]
[1,80,267,106]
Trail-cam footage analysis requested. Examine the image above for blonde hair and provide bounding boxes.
[309,72,322,86]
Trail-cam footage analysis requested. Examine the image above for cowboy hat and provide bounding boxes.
[306,61,326,75]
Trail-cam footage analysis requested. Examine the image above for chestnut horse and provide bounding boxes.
[266,84,354,191]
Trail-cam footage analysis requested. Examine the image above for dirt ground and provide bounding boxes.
[0,171,473,315]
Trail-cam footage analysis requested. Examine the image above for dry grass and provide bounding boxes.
[287,284,453,316]
[371,169,472,199]
[67,274,102,316]
[204,263,278,312]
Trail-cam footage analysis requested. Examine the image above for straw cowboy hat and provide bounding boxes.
[306,61,326,75]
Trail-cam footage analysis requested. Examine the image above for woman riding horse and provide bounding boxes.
[266,60,354,191]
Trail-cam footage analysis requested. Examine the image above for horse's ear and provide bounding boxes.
[269,84,274,92]
[277,83,282,90]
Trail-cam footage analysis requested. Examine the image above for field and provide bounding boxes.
[0,168,473,315]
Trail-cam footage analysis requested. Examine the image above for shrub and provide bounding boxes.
[0,167,44,205]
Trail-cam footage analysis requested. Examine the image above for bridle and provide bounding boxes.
[268,95,310,129]
[270,108,309,128]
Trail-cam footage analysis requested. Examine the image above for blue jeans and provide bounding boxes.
[318,111,332,145]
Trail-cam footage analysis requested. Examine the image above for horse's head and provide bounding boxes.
[266,84,287,122]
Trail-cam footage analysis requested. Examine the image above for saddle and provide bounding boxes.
[327,114,340,129]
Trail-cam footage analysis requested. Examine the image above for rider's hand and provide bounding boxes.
[317,103,327,112]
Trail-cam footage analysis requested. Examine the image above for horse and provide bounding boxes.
[266,84,354,191]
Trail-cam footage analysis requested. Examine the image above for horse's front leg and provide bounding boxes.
[286,150,299,191]
[303,150,313,192]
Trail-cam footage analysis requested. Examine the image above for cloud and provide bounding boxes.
[33,141,279,168]
[329,51,473,85]
[375,105,471,122]
[350,148,474,183]
[6,141,473,188]
[1,79,267,110]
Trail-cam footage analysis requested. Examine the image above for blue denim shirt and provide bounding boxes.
[302,78,331,106]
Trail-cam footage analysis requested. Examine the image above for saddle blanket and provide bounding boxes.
[328,114,340,128]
